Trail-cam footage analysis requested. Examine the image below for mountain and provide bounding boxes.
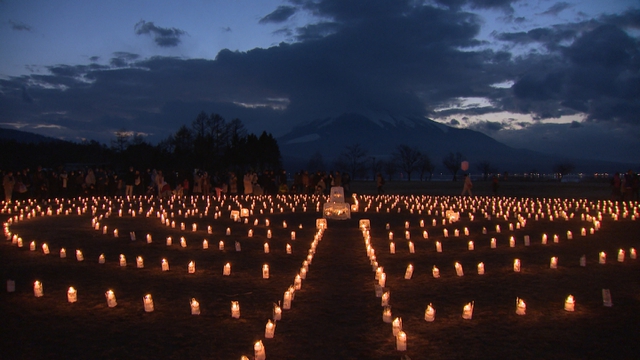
[0,127,62,144]
[277,112,631,174]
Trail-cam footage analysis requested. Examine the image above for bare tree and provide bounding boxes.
[476,160,497,181]
[418,153,435,181]
[393,144,422,181]
[442,152,464,181]
[337,143,368,179]
[111,128,131,153]
[552,162,575,181]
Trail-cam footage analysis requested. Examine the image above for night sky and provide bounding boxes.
[1,0,638,163]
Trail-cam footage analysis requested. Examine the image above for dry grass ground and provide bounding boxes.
[1,181,638,360]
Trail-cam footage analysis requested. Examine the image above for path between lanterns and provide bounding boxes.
[273,218,391,359]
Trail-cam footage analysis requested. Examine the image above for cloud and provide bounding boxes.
[134,20,186,47]
[259,5,297,24]
[541,2,572,16]
[9,20,31,31]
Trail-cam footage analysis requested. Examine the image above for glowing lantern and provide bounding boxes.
[143,294,154,312]
[202,239,209,249]
[191,298,200,315]
[166,237,172,246]
[223,263,231,276]
[265,320,276,338]
[29,241,36,251]
[392,317,403,336]
[264,242,270,254]
[192,223,197,232]
[76,250,84,262]
[404,264,414,279]
[286,244,292,254]
[226,228,231,236]
[490,238,497,249]
[291,231,296,240]
[617,249,625,262]
[443,229,449,237]
[161,258,169,271]
[509,237,515,248]
[136,256,144,268]
[146,234,152,243]
[389,242,395,254]
[599,252,606,264]
[381,291,390,306]
[267,229,272,239]
[513,259,521,272]
[408,241,415,253]
[435,241,442,253]
[567,231,573,240]
[235,241,241,252]
[113,229,118,238]
[105,290,117,307]
[396,330,407,351]
[631,248,637,259]
[424,303,436,322]
[462,302,474,319]
[382,306,392,323]
[42,243,50,255]
[231,301,240,318]
[283,290,292,309]
[379,272,386,287]
[550,257,558,269]
[119,254,126,267]
[60,248,67,258]
[262,264,270,279]
[432,266,440,278]
[477,262,485,275]
[564,295,575,312]
[180,237,187,248]
[454,262,464,276]
[254,341,266,360]
[33,281,43,297]
[188,261,196,274]
[468,241,474,251]
[581,228,587,236]
[515,297,526,315]
[542,234,548,245]
[99,254,105,264]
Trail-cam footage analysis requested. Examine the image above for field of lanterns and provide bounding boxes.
[1,192,639,359]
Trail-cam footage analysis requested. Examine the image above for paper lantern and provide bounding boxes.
[599,252,606,264]
[162,258,169,271]
[223,263,231,276]
[119,254,127,267]
[443,229,449,237]
[550,257,558,269]
[509,237,515,248]
[264,243,270,254]
[567,231,573,240]
[435,241,442,253]
[564,295,575,312]
[477,262,485,275]
[235,241,241,251]
[432,266,440,278]
[389,242,395,254]
[207,225,212,234]
[76,250,84,262]
[191,298,200,315]
[454,262,464,276]
[146,234,152,243]
[396,331,407,351]
[265,320,276,338]
[42,243,50,255]
[218,240,224,250]
[226,228,231,236]
[490,238,496,249]
[286,244,292,254]
[299,267,307,279]
[60,248,67,258]
[231,301,240,318]
[254,341,266,360]
[29,241,36,251]
[468,241,474,251]
[143,294,154,312]
[392,317,403,336]
[266,229,272,239]
[283,290,292,309]
[291,231,296,240]
[105,290,117,307]
[513,259,521,272]
[408,241,415,253]
[180,237,187,248]
[188,261,196,274]
[273,304,282,320]
[462,302,474,319]
[424,303,436,322]
[33,281,43,297]
[630,248,637,259]
[379,272,386,287]
[542,234,548,245]
[515,297,526,315]
[382,306,392,323]
[617,249,625,262]
[180,223,185,231]
[404,264,414,279]
[294,274,302,290]
[166,236,172,246]
[99,254,105,264]
[113,229,118,237]
[381,291,390,306]
[202,239,209,249]
[262,264,270,279]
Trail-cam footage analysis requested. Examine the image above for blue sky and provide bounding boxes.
[1,0,639,163]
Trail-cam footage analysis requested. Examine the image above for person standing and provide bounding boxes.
[461,173,473,196]
[376,173,385,195]
[124,166,135,197]
[3,171,15,202]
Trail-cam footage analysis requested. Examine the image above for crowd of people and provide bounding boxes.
[610,170,640,201]
[1,166,354,203]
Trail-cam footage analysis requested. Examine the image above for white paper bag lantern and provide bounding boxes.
[42,243,50,255]
[188,261,196,274]
[462,302,474,319]
[432,266,440,278]
[283,290,292,309]
[550,257,558,269]
[262,264,270,279]
[264,242,270,254]
[468,241,474,251]
[392,317,403,336]
[382,306,392,323]
[202,239,209,249]
[223,263,231,276]
[265,320,276,338]
[564,295,575,311]
[617,249,625,262]
[119,254,127,267]
[190,298,200,315]
[60,248,67,258]
[254,341,266,360]
[513,259,521,272]
[166,236,172,246]
[515,297,526,315]
[231,301,240,318]
[33,280,43,297]
[99,254,105,264]
[454,262,464,277]
[136,256,144,268]
[396,331,407,351]
[599,252,606,264]
[75,250,84,262]
[389,242,395,254]
[477,262,485,275]
[180,237,187,248]
[408,241,415,253]
[105,290,117,307]
[630,248,637,259]
[143,294,154,312]
[435,241,442,253]
[161,258,169,271]
[404,265,414,279]
[424,303,436,322]
[273,304,282,320]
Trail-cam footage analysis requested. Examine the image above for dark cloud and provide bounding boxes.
[259,6,297,24]
[450,119,460,126]
[469,120,505,132]
[134,20,186,47]
[434,0,519,12]
[541,2,572,16]
[9,20,31,31]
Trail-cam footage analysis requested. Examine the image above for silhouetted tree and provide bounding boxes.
[477,160,497,181]
[442,152,464,181]
[393,144,421,181]
[552,162,575,181]
[418,153,435,181]
[336,143,368,179]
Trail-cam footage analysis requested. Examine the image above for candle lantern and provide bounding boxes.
[219,240,225,250]
[33,281,43,297]
[392,317,403,336]
[550,256,558,269]
[454,262,464,276]
[273,304,282,320]
[42,243,50,255]
[29,241,36,251]
[382,306,392,323]
[119,254,126,267]
[76,250,84,262]
[286,244,292,254]
[99,254,105,264]
[283,290,292,309]
[191,298,200,315]
[265,320,276,338]
[396,330,407,351]
[226,228,231,236]
[291,231,296,240]
[404,264,414,279]
[146,234,152,243]
[468,241,474,251]
[60,248,67,258]
[223,263,231,276]
[435,241,442,253]
[235,241,241,252]
[599,252,606,264]
[490,238,496,249]
[166,236,172,246]
[617,249,625,262]
[300,267,307,279]
[542,234,548,245]
[379,272,386,287]
[254,341,266,360]
[202,239,209,249]
[581,228,587,236]
[248,229,253,237]
[188,261,196,273]
[105,290,117,307]
[231,301,240,318]
[207,225,212,234]
[136,256,144,268]
[266,229,272,239]
[515,297,526,315]
[509,237,515,248]
[389,242,395,254]
[143,294,154,312]
[477,262,485,275]
[424,303,436,322]
[294,274,302,290]
[264,243,270,254]
[630,248,637,259]
[113,229,118,237]
[161,258,169,271]
[432,265,440,278]
[408,241,415,253]
[513,259,521,272]
[180,223,185,231]
[423,230,428,239]
[564,295,575,311]
[192,223,197,232]
[462,301,474,319]
[180,237,187,248]
[567,231,573,240]
[381,291,390,306]
[262,264,270,279]
[443,229,449,237]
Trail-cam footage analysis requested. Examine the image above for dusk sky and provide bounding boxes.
[1,0,638,163]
